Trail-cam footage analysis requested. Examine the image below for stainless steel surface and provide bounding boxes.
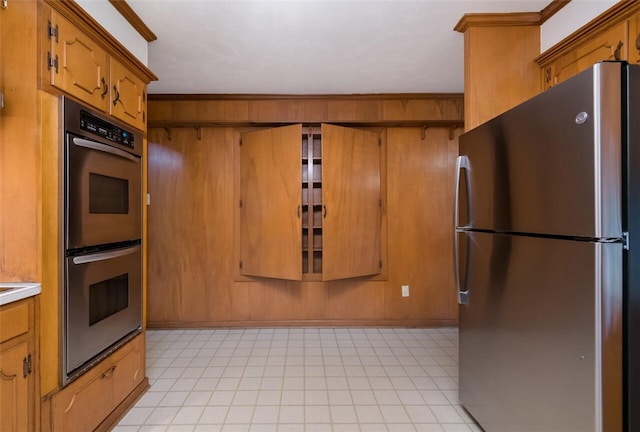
[454,155,470,305]
[66,132,142,250]
[458,231,622,432]
[455,62,632,432]
[62,97,143,386]
[458,62,622,239]
[64,245,142,381]
[72,245,139,265]
[72,137,139,163]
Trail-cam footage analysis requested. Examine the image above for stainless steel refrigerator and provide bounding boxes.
[455,61,639,432]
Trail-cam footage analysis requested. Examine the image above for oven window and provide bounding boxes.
[89,173,129,214]
[89,274,129,326]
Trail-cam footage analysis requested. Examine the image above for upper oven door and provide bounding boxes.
[66,133,142,250]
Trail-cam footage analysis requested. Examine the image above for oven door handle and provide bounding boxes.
[72,245,139,265]
[72,137,139,163]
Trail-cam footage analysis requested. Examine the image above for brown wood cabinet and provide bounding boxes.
[46,9,110,112]
[537,3,640,90]
[44,7,147,131]
[0,298,37,432]
[541,21,628,89]
[454,13,541,130]
[239,124,382,282]
[46,334,145,432]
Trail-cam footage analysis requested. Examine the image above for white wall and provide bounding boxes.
[74,0,148,66]
[541,0,618,53]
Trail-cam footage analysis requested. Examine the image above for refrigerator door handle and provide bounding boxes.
[454,230,469,305]
[454,155,470,229]
[454,155,470,305]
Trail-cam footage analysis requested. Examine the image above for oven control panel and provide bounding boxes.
[80,110,135,148]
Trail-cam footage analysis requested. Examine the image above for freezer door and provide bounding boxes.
[458,231,622,432]
[457,62,622,239]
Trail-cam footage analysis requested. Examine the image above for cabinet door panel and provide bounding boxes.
[51,11,109,112]
[322,124,381,281]
[240,125,302,280]
[111,58,146,131]
[0,342,29,432]
[554,21,628,86]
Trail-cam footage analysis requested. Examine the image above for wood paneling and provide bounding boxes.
[147,95,464,128]
[147,127,236,322]
[456,20,540,129]
[385,128,459,321]
[147,120,459,327]
[0,0,40,282]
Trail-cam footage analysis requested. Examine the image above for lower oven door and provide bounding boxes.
[65,244,142,381]
[66,132,142,250]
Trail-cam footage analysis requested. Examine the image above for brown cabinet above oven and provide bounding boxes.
[42,5,153,132]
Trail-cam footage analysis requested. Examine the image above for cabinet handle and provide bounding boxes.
[614,40,624,61]
[297,205,301,218]
[100,77,108,99]
[101,365,117,379]
[23,356,28,378]
[323,205,327,218]
[112,85,120,106]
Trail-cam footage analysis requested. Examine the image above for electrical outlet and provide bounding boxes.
[401,285,409,297]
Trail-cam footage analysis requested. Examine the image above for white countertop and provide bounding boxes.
[0,283,41,306]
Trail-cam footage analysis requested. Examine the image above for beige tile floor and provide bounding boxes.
[113,327,481,432]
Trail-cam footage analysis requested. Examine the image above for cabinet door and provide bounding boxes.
[50,11,109,111]
[240,124,303,280]
[110,58,146,131]
[51,363,115,432]
[322,124,381,281]
[0,341,30,432]
[550,21,628,87]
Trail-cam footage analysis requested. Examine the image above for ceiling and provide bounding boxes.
[126,0,551,95]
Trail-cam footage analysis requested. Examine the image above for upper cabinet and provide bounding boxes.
[540,21,628,90]
[43,7,151,131]
[47,10,110,112]
[537,3,640,90]
[110,57,146,130]
[239,124,382,282]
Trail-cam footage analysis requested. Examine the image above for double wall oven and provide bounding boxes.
[63,97,142,384]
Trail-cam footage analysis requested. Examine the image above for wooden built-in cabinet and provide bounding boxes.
[147,94,463,327]
[44,7,147,131]
[0,298,37,432]
[537,2,640,90]
[44,334,145,432]
[239,124,382,282]
[0,0,155,430]
[454,13,541,130]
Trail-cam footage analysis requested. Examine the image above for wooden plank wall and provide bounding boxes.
[146,95,462,327]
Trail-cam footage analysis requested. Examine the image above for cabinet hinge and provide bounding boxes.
[379,260,382,269]
[22,354,32,378]
[239,260,243,270]
[48,21,59,42]
[379,199,382,208]
[239,199,243,208]
[47,52,59,73]
[239,139,242,146]
[378,138,382,146]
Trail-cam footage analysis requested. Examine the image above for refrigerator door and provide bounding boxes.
[457,62,622,239]
[458,231,622,432]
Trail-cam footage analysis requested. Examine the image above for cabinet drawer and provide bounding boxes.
[50,334,144,432]
[0,300,32,343]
